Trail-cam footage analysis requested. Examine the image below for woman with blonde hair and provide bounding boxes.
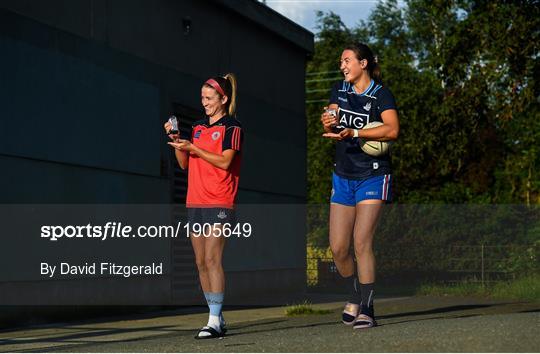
[165,73,243,339]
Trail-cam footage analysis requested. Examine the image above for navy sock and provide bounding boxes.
[359,283,374,316]
[344,273,361,305]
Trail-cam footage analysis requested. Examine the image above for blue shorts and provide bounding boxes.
[331,173,392,206]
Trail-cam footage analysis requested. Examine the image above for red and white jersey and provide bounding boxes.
[186,115,243,208]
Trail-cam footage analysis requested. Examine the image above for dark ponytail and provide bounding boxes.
[344,43,381,83]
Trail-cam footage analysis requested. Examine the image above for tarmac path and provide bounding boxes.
[1,296,538,352]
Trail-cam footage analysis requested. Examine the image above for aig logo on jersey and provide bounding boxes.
[339,107,370,129]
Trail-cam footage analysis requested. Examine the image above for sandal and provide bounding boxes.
[220,315,228,334]
[342,302,359,325]
[353,313,377,329]
[194,325,225,339]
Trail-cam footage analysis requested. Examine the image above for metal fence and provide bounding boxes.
[307,244,535,289]
[307,257,335,287]
[447,244,531,286]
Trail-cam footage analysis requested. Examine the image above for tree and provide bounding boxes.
[307,0,540,205]
[306,1,540,247]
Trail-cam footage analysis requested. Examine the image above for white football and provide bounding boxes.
[359,121,391,156]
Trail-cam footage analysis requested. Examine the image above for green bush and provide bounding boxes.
[285,301,333,316]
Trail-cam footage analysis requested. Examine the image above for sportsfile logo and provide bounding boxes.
[40,221,253,240]
[217,210,227,220]
[338,108,370,129]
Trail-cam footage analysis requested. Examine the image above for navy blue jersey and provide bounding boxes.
[329,80,397,180]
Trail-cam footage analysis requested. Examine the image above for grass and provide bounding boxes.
[285,301,333,317]
[417,274,540,301]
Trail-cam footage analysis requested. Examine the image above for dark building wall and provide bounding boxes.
[0,0,312,306]
[1,0,309,201]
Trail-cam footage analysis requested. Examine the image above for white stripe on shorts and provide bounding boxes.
[382,174,391,200]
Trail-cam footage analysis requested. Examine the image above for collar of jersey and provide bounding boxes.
[349,79,374,96]
[205,114,228,127]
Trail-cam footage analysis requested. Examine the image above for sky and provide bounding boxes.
[261,0,381,33]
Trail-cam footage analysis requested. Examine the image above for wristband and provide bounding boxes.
[353,129,359,138]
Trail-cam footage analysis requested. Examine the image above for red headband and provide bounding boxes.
[205,78,226,97]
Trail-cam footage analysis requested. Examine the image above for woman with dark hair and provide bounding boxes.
[321,43,399,329]
[165,73,243,339]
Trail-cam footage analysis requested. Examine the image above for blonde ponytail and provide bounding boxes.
[224,73,237,117]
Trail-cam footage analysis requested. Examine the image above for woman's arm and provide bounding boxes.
[164,120,190,170]
[320,103,340,133]
[191,145,237,170]
[357,108,399,141]
[168,140,237,171]
[174,148,189,170]
[323,109,399,141]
